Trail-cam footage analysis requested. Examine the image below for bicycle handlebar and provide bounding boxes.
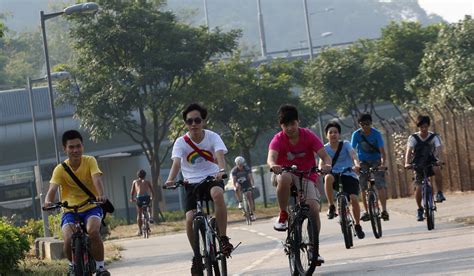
[406,162,444,170]
[359,166,388,175]
[163,174,228,190]
[42,199,103,211]
[331,167,353,175]
[271,165,325,175]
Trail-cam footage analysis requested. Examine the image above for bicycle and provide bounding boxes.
[359,166,386,239]
[140,201,152,239]
[333,167,356,249]
[164,176,237,276]
[409,163,438,230]
[241,186,253,225]
[273,165,323,276]
[43,199,101,276]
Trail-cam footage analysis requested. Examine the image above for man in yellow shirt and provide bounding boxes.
[44,130,110,276]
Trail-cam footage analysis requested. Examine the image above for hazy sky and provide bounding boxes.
[418,0,473,23]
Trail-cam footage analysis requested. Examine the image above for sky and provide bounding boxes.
[418,0,473,23]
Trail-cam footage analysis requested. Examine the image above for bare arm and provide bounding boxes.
[165,157,182,185]
[92,173,107,202]
[380,146,387,167]
[350,148,361,173]
[130,181,136,200]
[215,150,226,180]
[317,148,332,172]
[267,149,281,174]
[44,183,60,207]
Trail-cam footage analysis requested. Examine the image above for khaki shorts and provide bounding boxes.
[272,173,320,202]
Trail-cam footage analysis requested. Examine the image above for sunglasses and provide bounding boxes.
[185,117,203,125]
[359,122,371,126]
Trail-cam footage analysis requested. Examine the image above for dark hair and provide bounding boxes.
[182,103,207,121]
[416,115,431,127]
[278,104,299,125]
[62,130,83,146]
[137,169,146,179]
[325,121,341,134]
[358,113,372,123]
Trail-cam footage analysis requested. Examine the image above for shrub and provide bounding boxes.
[19,219,44,244]
[48,213,63,240]
[0,218,30,272]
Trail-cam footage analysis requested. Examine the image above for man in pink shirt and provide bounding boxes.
[267,105,332,261]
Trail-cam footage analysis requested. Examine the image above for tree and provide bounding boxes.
[59,0,240,210]
[410,16,474,111]
[191,55,302,166]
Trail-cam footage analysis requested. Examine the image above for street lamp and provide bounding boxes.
[40,2,99,166]
[27,71,71,237]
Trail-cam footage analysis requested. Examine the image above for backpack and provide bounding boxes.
[411,133,437,166]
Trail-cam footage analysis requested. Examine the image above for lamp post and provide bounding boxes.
[302,0,314,59]
[27,71,71,237]
[40,2,98,166]
[203,0,210,31]
[257,0,267,58]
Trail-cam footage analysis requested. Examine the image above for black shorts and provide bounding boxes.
[332,174,360,198]
[185,179,225,212]
[414,167,435,187]
[136,195,151,207]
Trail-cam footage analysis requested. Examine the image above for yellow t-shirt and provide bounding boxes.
[50,155,102,213]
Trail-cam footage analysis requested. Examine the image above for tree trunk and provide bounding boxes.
[150,158,165,220]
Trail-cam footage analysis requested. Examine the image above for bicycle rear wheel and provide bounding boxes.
[368,192,382,239]
[210,218,227,276]
[338,196,352,249]
[425,185,435,230]
[142,210,149,239]
[294,210,318,275]
[194,218,212,275]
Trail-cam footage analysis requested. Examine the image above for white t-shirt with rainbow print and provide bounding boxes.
[171,129,228,183]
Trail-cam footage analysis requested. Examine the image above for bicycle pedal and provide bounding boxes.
[232,241,242,252]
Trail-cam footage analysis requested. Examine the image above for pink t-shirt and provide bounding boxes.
[269,128,324,182]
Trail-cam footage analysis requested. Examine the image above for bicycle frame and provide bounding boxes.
[360,167,383,239]
[415,164,437,230]
[241,187,253,225]
[333,168,355,249]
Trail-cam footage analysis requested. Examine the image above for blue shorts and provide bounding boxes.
[61,206,103,228]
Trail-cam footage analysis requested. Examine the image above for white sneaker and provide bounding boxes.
[250,214,256,221]
[238,202,243,209]
[273,215,288,231]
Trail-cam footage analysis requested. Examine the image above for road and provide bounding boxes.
[108,194,474,275]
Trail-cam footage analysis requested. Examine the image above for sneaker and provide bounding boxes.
[327,204,336,219]
[238,202,243,209]
[191,256,203,276]
[381,211,389,221]
[435,191,446,203]
[250,214,256,221]
[360,212,370,222]
[96,267,111,276]
[149,218,155,224]
[354,224,365,239]
[307,247,324,266]
[67,264,74,276]
[220,236,234,257]
[273,211,288,231]
[417,208,424,221]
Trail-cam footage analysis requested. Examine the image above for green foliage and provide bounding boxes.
[48,213,63,240]
[104,215,126,231]
[410,16,474,112]
[191,54,302,165]
[19,218,44,244]
[0,218,30,272]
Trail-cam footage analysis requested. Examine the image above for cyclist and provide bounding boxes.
[165,103,233,276]
[130,169,155,235]
[323,121,365,239]
[351,113,389,221]
[404,115,446,221]
[44,130,110,276]
[231,156,256,220]
[267,104,331,262]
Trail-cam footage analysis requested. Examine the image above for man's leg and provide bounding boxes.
[210,186,227,236]
[324,174,335,206]
[378,187,387,211]
[415,185,422,209]
[234,186,242,203]
[276,173,292,213]
[136,205,143,233]
[246,191,255,212]
[185,210,196,249]
[86,216,104,263]
[62,224,74,262]
[350,194,361,224]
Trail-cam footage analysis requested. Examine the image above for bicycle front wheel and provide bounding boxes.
[143,210,150,239]
[194,218,212,275]
[294,210,319,275]
[368,191,382,239]
[425,185,435,230]
[242,197,251,225]
[210,218,227,276]
[338,197,352,249]
[72,236,86,275]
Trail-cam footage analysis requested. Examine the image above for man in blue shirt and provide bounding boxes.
[323,121,365,239]
[351,113,389,221]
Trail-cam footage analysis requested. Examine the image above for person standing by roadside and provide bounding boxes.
[351,113,389,221]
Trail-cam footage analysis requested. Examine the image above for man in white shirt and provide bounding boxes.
[165,103,233,276]
[405,115,446,222]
